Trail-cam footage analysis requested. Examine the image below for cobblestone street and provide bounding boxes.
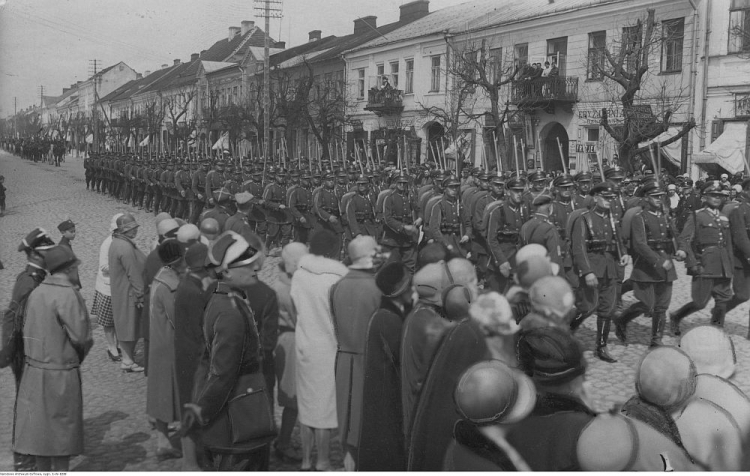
[1,150,750,470]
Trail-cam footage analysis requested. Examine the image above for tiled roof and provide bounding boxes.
[247,47,285,62]
[100,67,175,103]
[275,48,335,69]
[314,18,417,62]
[202,61,238,74]
[269,36,339,67]
[200,27,276,62]
[466,0,628,31]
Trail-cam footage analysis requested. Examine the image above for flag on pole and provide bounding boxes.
[139,135,150,147]
[212,132,229,151]
[85,133,94,144]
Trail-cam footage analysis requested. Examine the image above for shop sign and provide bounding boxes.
[736,94,750,118]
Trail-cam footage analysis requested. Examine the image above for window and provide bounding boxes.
[405,59,414,93]
[622,25,642,74]
[232,86,238,104]
[587,31,606,80]
[357,68,366,99]
[586,127,600,142]
[430,55,441,92]
[376,63,385,88]
[390,61,399,89]
[334,70,344,93]
[488,47,503,83]
[661,18,684,72]
[514,43,528,70]
[729,0,750,53]
[546,37,568,75]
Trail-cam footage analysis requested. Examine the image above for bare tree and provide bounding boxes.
[596,8,695,172]
[298,62,347,163]
[161,86,197,153]
[143,97,165,154]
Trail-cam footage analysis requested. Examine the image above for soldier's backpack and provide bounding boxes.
[340,191,357,224]
[481,199,505,241]
[621,206,644,252]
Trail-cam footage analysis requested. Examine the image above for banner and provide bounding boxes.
[139,135,150,147]
[212,132,229,151]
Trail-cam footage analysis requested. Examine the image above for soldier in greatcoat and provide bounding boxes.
[670,180,735,334]
[314,173,344,256]
[346,175,378,238]
[382,172,419,271]
[427,175,471,257]
[288,173,316,244]
[723,177,750,335]
[486,178,528,293]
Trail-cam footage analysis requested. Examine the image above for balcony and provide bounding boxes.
[510,76,578,112]
[364,88,404,116]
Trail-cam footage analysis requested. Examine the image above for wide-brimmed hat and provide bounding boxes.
[45,245,81,274]
[517,327,587,385]
[635,346,696,412]
[208,231,260,270]
[679,325,736,379]
[375,262,412,298]
[116,214,139,233]
[18,227,55,252]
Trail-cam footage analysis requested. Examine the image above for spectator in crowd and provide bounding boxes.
[13,245,93,472]
[147,239,185,460]
[0,174,6,216]
[541,61,552,77]
[57,219,81,288]
[174,242,214,471]
[200,217,220,243]
[271,242,308,463]
[0,228,55,471]
[182,231,273,470]
[109,213,146,372]
[469,292,519,365]
[290,229,348,471]
[330,235,383,471]
[93,213,124,362]
[357,262,413,471]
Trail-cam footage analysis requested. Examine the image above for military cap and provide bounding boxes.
[477,171,490,181]
[19,227,55,253]
[506,177,527,190]
[356,174,370,184]
[57,219,76,232]
[324,172,335,180]
[532,194,554,207]
[701,180,723,195]
[490,174,505,185]
[442,175,461,188]
[252,170,263,178]
[290,171,300,178]
[312,171,322,179]
[575,172,593,182]
[589,181,617,197]
[396,171,409,183]
[235,191,253,205]
[431,169,446,179]
[528,171,547,182]
[637,181,666,197]
[552,174,574,188]
[604,166,625,180]
[301,171,312,179]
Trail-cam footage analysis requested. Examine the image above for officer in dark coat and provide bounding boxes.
[175,160,193,220]
[569,181,629,362]
[572,172,593,209]
[345,174,378,238]
[614,181,678,347]
[550,174,577,286]
[427,175,471,257]
[723,177,750,334]
[191,159,210,224]
[263,171,293,249]
[205,161,226,207]
[382,172,418,271]
[486,178,528,292]
[288,173,316,244]
[519,194,562,268]
[314,173,343,255]
[670,180,735,334]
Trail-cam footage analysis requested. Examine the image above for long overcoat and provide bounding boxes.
[147,266,181,423]
[330,268,381,454]
[109,234,146,341]
[14,274,92,456]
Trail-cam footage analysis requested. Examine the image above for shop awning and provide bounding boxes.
[639,127,683,166]
[693,122,748,174]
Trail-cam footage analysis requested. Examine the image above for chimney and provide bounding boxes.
[162,64,168,69]
[241,20,255,35]
[354,16,377,35]
[145,70,151,77]
[228,26,241,41]
[63,87,70,94]
[309,30,322,42]
[274,41,286,49]
[191,53,200,61]
[136,73,143,80]
[399,0,430,22]
[174,59,181,66]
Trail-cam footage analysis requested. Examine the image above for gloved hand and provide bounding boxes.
[178,403,203,438]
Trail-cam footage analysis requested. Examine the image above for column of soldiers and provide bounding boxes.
[81,150,750,363]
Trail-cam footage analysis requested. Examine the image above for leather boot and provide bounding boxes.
[595,316,617,363]
[651,312,665,347]
[614,303,646,344]
[711,304,727,327]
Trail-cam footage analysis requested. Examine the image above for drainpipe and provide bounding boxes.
[699,0,711,154]
[686,0,699,175]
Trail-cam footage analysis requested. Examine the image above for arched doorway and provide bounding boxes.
[424,121,445,164]
[541,122,569,172]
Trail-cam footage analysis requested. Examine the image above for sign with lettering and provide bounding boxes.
[568,140,577,156]
[576,142,597,153]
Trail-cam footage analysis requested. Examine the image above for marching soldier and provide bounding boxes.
[427,175,471,257]
[174,160,193,220]
[346,174,378,238]
[519,194,562,268]
[314,172,344,255]
[550,174,577,287]
[242,169,266,234]
[199,187,233,233]
[288,172,316,243]
[263,170,292,250]
[522,171,549,210]
[724,177,750,333]
[573,172,593,209]
[190,159,210,224]
[472,174,504,284]
[205,160,226,208]
[614,181,678,347]
[382,171,419,271]
[670,180,734,334]
[486,177,528,293]
[569,181,630,362]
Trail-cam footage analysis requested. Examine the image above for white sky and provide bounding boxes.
[0,0,468,118]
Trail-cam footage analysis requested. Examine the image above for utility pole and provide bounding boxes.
[254,0,283,162]
[14,97,17,138]
[88,59,101,154]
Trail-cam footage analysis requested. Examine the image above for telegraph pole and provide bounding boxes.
[254,0,283,162]
[14,97,17,138]
[88,59,101,154]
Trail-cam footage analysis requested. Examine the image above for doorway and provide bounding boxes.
[542,122,569,172]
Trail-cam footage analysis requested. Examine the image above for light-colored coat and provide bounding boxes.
[109,234,146,341]
[14,274,92,456]
[291,254,347,429]
[147,266,181,423]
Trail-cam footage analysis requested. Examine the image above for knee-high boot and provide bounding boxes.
[651,312,665,347]
[596,316,616,363]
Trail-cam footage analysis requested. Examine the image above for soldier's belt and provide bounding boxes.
[587,241,612,252]
[647,239,672,251]
[697,244,724,252]
[442,224,461,234]
[496,231,518,243]
[297,205,309,212]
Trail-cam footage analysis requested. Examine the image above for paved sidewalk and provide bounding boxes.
[1,150,750,469]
